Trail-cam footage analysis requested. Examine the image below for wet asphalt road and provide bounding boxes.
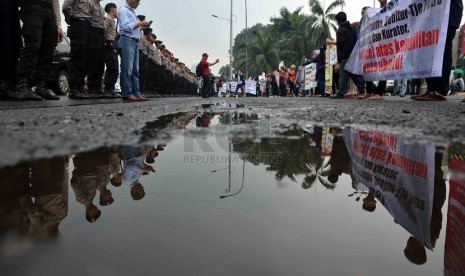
[0,95,464,168]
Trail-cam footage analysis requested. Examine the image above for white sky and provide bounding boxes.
[58,1,383,74]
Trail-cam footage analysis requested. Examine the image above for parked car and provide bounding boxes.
[46,34,71,95]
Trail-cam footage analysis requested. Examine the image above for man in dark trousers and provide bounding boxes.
[0,0,21,100]
[312,45,327,97]
[327,12,365,99]
[199,53,219,98]
[63,0,92,99]
[414,0,463,101]
[13,0,63,101]
[86,0,106,97]
[234,70,245,97]
[103,2,119,97]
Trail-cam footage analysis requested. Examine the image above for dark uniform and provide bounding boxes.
[14,0,62,101]
[103,12,119,95]
[86,0,105,96]
[0,0,21,99]
[63,0,92,99]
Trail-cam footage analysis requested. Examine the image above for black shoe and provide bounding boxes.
[330,94,344,99]
[35,81,60,100]
[0,79,10,100]
[14,78,43,101]
[68,88,91,99]
[87,89,105,99]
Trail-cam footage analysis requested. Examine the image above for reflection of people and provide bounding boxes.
[109,147,123,187]
[403,152,446,265]
[120,145,155,201]
[196,113,212,128]
[328,135,350,184]
[362,190,377,212]
[0,157,68,238]
[0,164,31,235]
[71,148,111,222]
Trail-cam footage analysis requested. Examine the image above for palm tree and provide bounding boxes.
[234,30,280,76]
[308,0,346,44]
[277,14,319,64]
[218,65,232,78]
[301,156,335,190]
[270,7,305,34]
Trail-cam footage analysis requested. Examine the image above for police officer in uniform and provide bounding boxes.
[13,0,63,101]
[63,0,92,99]
[103,2,119,97]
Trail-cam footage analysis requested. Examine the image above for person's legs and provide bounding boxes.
[350,73,365,95]
[316,71,325,96]
[202,76,209,98]
[234,84,239,96]
[118,36,135,98]
[103,43,119,94]
[417,26,457,101]
[68,19,91,98]
[130,41,141,97]
[34,9,59,100]
[336,60,350,96]
[86,28,105,95]
[14,4,47,100]
[399,79,407,96]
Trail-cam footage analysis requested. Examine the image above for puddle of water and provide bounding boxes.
[1,111,465,276]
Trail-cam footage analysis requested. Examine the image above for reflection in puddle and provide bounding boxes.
[1,112,465,275]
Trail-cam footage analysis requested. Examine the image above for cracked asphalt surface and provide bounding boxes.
[1,95,464,168]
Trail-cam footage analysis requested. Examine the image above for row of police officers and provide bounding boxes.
[0,0,198,101]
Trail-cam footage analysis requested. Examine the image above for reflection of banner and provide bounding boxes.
[245,80,257,95]
[304,63,317,89]
[346,0,450,81]
[344,129,435,248]
[325,44,336,93]
[321,128,336,157]
[444,154,465,276]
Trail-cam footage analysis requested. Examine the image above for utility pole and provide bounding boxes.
[245,0,248,79]
[230,0,233,81]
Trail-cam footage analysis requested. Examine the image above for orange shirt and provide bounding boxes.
[289,69,296,83]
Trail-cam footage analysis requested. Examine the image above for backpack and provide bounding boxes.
[196,63,203,77]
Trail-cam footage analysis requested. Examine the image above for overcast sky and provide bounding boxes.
[59,0,382,74]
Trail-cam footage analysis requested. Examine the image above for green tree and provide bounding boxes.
[234,30,280,77]
[308,0,346,44]
[218,64,232,78]
[301,157,334,190]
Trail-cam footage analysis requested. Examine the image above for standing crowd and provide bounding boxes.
[211,0,465,102]
[0,0,198,102]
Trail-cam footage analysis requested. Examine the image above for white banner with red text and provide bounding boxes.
[343,129,436,248]
[345,0,450,81]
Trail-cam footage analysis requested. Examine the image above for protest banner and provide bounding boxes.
[344,129,436,248]
[218,84,227,96]
[444,147,465,276]
[305,63,317,90]
[346,0,451,81]
[245,80,257,95]
[325,44,336,93]
[229,81,237,93]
